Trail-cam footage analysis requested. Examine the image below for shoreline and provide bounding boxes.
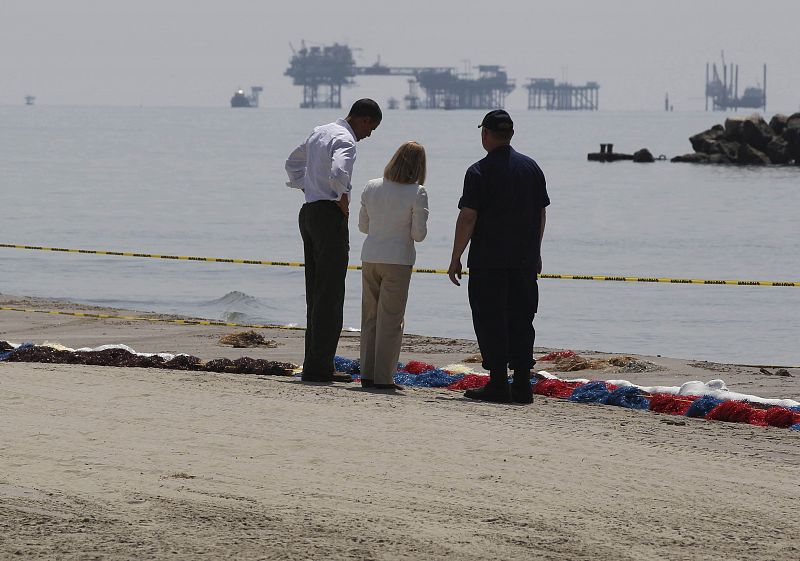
[2,292,799,560]
[2,291,799,373]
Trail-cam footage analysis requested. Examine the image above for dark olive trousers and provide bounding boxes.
[298,200,349,378]
[467,268,539,382]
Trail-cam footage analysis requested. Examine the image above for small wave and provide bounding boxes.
[198,290,281,325]
[205,290,260,307]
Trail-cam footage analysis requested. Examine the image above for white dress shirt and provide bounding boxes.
[285,118,357,203]
[358,178,429,266]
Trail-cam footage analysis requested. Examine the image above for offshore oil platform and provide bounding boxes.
[705,53,766,111]
[284,42,515,109]
[525,78,600,110]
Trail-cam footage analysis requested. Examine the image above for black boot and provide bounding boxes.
[464,375,512,403]
[511,370,533,404]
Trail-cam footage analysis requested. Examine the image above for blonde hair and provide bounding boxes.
[383,141,426,186]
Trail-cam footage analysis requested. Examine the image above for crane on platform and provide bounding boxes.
[705,52,767,111]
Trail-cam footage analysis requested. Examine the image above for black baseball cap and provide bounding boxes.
[478,109,513,131]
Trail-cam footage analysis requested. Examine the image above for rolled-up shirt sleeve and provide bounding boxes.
[285,140,307,190]
[411,187,429,242]
[329,138,357,199]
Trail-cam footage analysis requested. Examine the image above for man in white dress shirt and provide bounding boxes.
[285,99,382,382]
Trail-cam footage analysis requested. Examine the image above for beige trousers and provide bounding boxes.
[360,262,413,384]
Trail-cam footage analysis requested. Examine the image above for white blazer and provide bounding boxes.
[358,178,429,266]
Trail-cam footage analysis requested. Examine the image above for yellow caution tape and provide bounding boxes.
[537,274,799,287]
[0,306,306,331]
[1,243,798,287]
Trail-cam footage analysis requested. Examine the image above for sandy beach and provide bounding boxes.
[1,293,798,560]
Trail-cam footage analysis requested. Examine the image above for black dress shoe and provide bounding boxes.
[511,384,534,404]
[464,382,512,403]
[302,372,352,383]
[300,375,333,383]
[511,371,534,404]
[360,378,375,388]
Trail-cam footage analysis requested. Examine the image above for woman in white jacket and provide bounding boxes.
[358,141,429,390]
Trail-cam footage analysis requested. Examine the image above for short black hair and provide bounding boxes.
[348,98,382,123]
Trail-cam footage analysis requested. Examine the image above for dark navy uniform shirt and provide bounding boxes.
[458,145,549,269]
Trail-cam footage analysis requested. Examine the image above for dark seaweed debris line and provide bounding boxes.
[1,343,296,376]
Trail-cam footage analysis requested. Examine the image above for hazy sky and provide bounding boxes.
[3,0,799,112]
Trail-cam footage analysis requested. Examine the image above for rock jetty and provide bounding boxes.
[672,113,800,165]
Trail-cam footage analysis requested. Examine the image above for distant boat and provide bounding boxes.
[230,86,263,108]
[25,95,35,106]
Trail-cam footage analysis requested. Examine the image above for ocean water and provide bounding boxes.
[1,105,799,365]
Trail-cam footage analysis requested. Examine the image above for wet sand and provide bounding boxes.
[1,294,798,560]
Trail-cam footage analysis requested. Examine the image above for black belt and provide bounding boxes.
[304,199,338,206]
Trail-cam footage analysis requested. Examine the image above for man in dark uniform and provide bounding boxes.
[447,109,549,404]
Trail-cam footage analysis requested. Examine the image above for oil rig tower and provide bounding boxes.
[285,42,356,108]
[705,54,766,111]
[416,65,515,110]
[404,79,421,110]
[285,42,515,110]
[525,78,599,110]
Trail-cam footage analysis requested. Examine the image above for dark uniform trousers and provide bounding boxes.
[467,268,539,380]
[298,200,349,377]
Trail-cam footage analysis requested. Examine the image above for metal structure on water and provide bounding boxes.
[284,42,514,110]
[705,52,766,111]
[525,79,599,111]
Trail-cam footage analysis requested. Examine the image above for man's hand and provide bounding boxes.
[448,208,477,287]
[336,193,350,217]
[448,258,463,286]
